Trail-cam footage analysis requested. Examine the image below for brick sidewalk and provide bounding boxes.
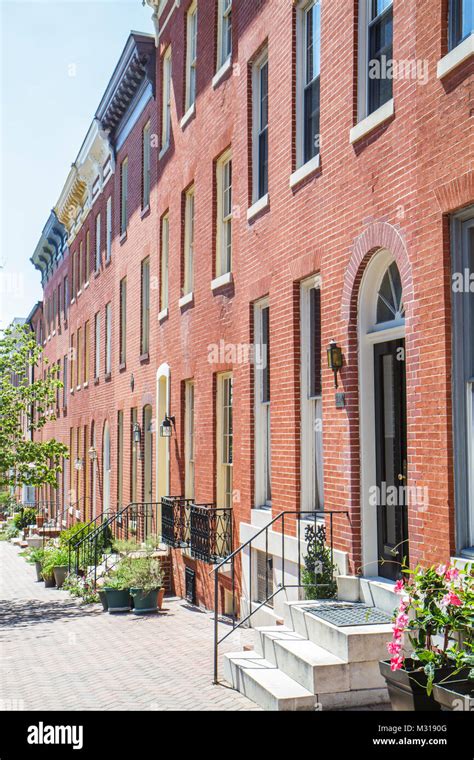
[0,542,259,711]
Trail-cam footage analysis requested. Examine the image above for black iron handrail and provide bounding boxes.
[66,511,107,573]
[161,497,232,563]
[210,509,350,683]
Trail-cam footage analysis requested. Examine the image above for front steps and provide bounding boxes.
[224,589,395,711]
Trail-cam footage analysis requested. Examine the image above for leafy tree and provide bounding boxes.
[0,323,68,490]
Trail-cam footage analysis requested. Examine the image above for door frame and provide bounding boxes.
[358,250,406,577]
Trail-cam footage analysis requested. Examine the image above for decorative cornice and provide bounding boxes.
[31,212,68,286]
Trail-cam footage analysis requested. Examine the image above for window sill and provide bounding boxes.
[180,102,196,129]
[94,269,100,279]
[437,33,474,79]
[84,281,90,290]
[77,290,82,299]
[159,143,169,161]
[70,388,74,395]
[139,353,150,364]
[141,205,150,220]
[70,298,75,305]
[158,308,169,323]
[94,377,100,386]
[179,291,194,309]
[52,330,56,337]
[120,231,127,244]
[290,155,320,189]
[105,258,111,269]
[212,57,232,89]
[247,194,269,221]
[119,362,127,372]
[83,381,88,389]
[76,386,81,392]
[105,372,112,382]
[349,98,394,144]
[211,271,233,291]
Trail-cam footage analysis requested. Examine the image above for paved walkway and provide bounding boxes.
[0,542,259,711]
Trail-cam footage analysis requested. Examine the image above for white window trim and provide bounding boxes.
[247,193,269,221]
[185,380,195,500]
[211,271,233,291]
[254,299,271,509]
[94,313,100,380]
[216,148,232,278]
[295,0,320,170]
[212,56,232,89]
[106,196,112,263]
[356,0,393,126]
[180,102,196,129]
[143,121,151,209]
[437,31,474,78]
[216,371,233,509]
[349,97,394,144]
[105,303,112,375]
[251,48,268,204]
[161,214,169,311]
[183,186,195,296]
[185,1,198,111]
[179,291,194,308]
[300,275,324,512]
[161,46,172,153]
[95,213,101,271]
[217,0,232,72]
[289,154,320,188]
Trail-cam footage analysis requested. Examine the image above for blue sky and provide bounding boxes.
[0,0,153,329]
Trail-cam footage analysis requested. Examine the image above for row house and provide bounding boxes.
[30,0,473,640]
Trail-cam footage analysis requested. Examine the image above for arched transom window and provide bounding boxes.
[376,261,405,327]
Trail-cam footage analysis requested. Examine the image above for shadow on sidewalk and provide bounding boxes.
[0,598,101,632]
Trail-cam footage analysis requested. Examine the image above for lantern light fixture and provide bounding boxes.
[327,340,343,388]
[88,446,97,462]
[160,415,175,438]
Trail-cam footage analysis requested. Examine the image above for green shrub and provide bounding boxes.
[13,508,37,530]
[127,557,164,593]
[41,546,69,579]
[302,524,338,600]
[27,547,46,565]
[4,525,19,540]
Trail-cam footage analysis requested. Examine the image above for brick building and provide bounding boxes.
[30,0,473,640]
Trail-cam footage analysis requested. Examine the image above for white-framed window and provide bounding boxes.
[160,213,169,311]
[217,372,233,509]
[296,0,321,168]
[161,47,172,152]
[142,121,151,209]
[185,380,195,499]
[94,312,100,380]
[449,0,474,50]
[119,277,127,366]
[217,0,232,69]
[95,213,101,271]
[105,302,111,376]
[357,0,393,121]
[185,1,198,110]
[106,196,112,262]
[216,149,232,277]
[252,49,269,202]
[254,300,271,508]
[141,258,150,355]
[120,158,128,235]
[183,186,195,295]
[300,276,324,511]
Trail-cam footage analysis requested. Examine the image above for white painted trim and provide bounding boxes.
[350,98,394,145]
[254,298,271,509]
[180,102,196,130]
[289,154,320,188]
[158,307,169,322]
[179,291,194,308]
[158,143,169,160]
[184,0,198,112]
[251,47,268,204]
[437,33,474,79]
[212,56,232,89]
[247,194,269,221]
[211,271,233,290]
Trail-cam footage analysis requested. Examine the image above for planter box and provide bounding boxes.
[43,576,56,588]
[379,659,470,712]
[130,588,159,614]
[103,587,131,613]
[433,681,474,711]
[34,561,43,582]
[98,590,108,612]
[53,566,68,588]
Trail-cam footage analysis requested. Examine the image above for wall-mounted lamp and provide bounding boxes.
[327,340,343,388]
[74,458,83,471]
[132,422,142,445]
[88,446,97,462]
[160,415,175,438]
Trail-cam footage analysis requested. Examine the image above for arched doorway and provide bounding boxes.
[358,251,408,580]
[102,421,111,515]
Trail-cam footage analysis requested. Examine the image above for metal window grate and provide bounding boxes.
[303,602,391,627]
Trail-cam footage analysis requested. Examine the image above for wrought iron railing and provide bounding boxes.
[210,509,350,684]
[67,511,107,573]
[161,498,232,563]
[161,496,194,548]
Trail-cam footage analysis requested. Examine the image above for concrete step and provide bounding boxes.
[283,601,393,662]
[254,626,350,694]
[223,650,316,711]
[359,578,398,615]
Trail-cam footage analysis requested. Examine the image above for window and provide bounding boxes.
[95,214,101,271]
[131,408,138,502]
[217,0,232,69]
[105,303,112,375]
[255,301,271,507]
[84,320,90,385]
[70,333,75,391]
[63,276,69,319]
[449,0,474,50]
[217,373,233,509]
[52,290,57,333]
[120,158,128,236]
[301,277,324,511]
[160,214,169,312]
[252,51,269,201]
[69,428,75,502]
[185,1,198,110]
[142,121,151,209]
[72,251,77,299]
[141,259,150,354]
[161,47,172,151]
[183,186,195,295]
[57,283,62,325]
[119,277,127,365]
[63,355,68,409]
[106,196,112,262]
[76,327,82,390]
[94,312,101,380]
[254,549,274,606]
[368,0,393,114]
[85,230,90,283]
[216,151,232,277]
[117,410,124,508]
[451,213,474,552]
[296,1,321,167]
[78,243,83,292]
[185,380,195,499]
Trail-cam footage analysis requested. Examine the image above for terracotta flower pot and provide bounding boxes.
[36,515,44,528]
[157,588,165,610]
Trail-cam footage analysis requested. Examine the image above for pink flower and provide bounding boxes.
[442,591,462,607]
[398,600,408,612]
[390,655,404,671]
[392,626,403,640]
[387,641,402,655]
[436,564,447,576]
[394,579,405,594]
[396,613,409,628]
[445,567,459,582]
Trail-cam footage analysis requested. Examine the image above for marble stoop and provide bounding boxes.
[223,585,395,711]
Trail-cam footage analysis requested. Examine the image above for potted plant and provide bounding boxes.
[27,547,45,581]
[102,561,133,613]
[36,513,45,528]
[380,563,474,711]
[301,524,338,599]
[128,557,165,614]
[432,678,474,711]
[51,547,70,588]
